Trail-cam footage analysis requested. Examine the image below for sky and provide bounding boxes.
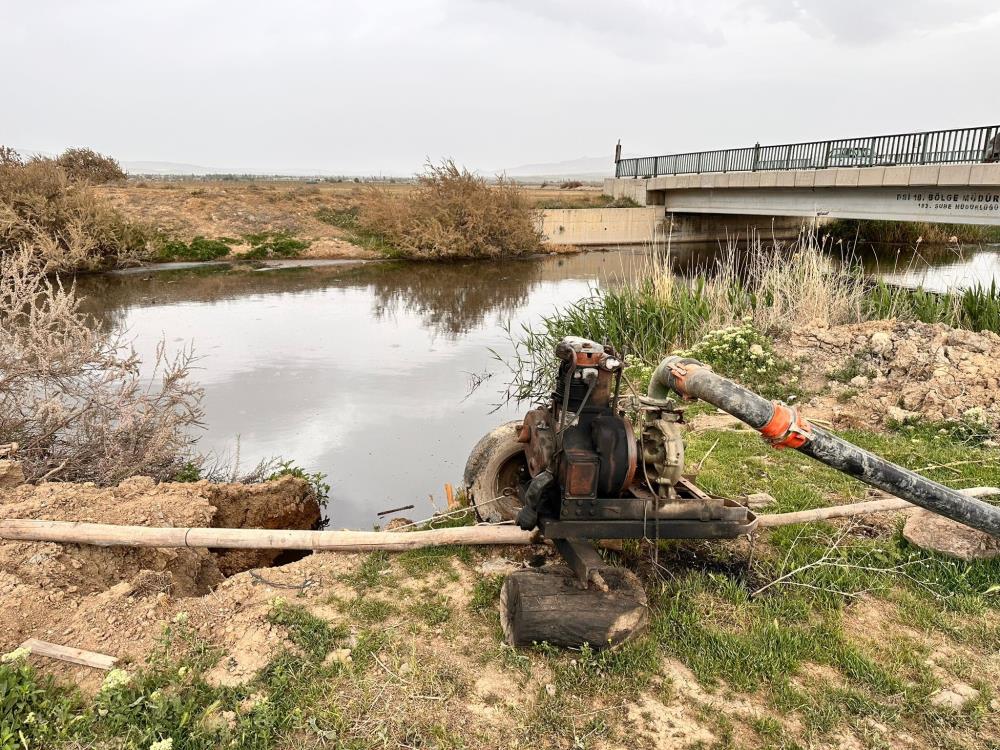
[4,0,999,175]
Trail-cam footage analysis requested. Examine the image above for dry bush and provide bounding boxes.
[54,147,127,184]
[647,232,868,335]
[356,160,542,259]
[0,248,204,483]
[0,147,150,272]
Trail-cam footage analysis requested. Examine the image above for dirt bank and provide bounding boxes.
[778,319,1000,430]
[0,474,319,686]
[96,181,605,261]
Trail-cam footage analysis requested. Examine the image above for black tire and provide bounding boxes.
[464,421,528,523]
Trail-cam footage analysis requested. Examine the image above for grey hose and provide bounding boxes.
[649,356,1000,537]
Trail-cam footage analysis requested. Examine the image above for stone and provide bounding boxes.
[887,406,921,424]
[384,517,413,531]
[849,375,869,387]
[930,682,980,709]
[745,492,777,509]
[869,331,894,356]
[0,460,25,490]
[903,509,1000,561]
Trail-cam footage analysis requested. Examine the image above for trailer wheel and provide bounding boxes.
[500,566,649,649]
[464,421,527,523]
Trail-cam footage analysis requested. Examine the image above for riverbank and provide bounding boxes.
[4,311,1000,748]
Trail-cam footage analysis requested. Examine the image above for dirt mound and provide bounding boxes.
[0,474,319,680]
[779,320,1000,429]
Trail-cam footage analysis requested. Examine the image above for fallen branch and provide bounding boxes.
[756,487,999,527]
[0,519,538,550]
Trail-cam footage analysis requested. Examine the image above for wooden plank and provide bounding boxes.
[20,638,118,670]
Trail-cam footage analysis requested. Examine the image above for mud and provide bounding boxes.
[778,320,1000,429]
[0,474,319,687]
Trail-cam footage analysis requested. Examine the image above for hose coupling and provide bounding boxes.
[760,402,812,450]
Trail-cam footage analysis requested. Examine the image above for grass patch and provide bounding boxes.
[242,232,310,259]
[411,594,453,626]
[267,599,348,660]
[315,205,401,256]
[396,545,471,577]
[340,550,394,593]
[346,596,399,622]
[156,235,235,262]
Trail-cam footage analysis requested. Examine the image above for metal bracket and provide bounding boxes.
[554,538,609,591]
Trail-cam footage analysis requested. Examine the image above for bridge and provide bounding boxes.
[603,125,1000,231]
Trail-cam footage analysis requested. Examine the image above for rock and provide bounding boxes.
[887,406,921,424]
[745,492,776,509]
[0,460,26,490]
[849,375,869,387]
[323,648,352,667]
[903,509,1000,561]
[869,331,893,356]
[930,682,980,709]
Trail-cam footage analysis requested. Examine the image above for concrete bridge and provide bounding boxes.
[608,125,1000,225]
[542,125,1000,246]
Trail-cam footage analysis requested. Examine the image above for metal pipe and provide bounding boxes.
[648,356,1000,537]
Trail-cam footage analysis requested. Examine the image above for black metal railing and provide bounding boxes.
[615,125,1000,178]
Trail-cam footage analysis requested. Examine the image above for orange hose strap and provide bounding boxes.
[759,402,812,450]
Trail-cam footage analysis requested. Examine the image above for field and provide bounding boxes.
[95,180,607,261]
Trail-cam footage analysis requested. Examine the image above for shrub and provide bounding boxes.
[354,160,542,260]
[0,146,150,271]
[54,147,126,184]
[0,249,204,483]
[559,180,584,190]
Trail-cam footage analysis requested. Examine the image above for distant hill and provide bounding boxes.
[500,155,617,180]
[120,160,221,176]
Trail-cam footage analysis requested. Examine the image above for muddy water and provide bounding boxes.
[73,242,998,528]
[75,252,648,528]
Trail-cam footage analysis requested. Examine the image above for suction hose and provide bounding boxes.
[648,356,1000,537]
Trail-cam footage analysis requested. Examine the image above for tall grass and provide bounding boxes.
[825,218,1000,245]
[504,234,1000,401]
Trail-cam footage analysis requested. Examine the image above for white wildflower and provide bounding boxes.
[100,668,132,693]
[1,647,31,664]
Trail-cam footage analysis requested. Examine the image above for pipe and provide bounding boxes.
[649,356,1000,537]
[0,520,539,550]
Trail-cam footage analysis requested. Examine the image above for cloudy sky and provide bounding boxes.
[4,0,999,174]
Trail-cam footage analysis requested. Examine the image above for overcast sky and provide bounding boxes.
[4,0,999,175]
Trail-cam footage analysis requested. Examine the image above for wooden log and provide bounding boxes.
[0,519,538,551]
[757,486,999,528]
[500,565,648,649]
[20,638,118,670]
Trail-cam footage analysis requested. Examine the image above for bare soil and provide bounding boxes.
[97,181,604,260]
[777,319,1000,429]
[0,475,318,689]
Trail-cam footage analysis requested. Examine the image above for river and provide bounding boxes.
[74,243,1000,528]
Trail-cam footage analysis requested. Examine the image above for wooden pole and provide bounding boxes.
[0,520,538,551]
[757,487,999,528]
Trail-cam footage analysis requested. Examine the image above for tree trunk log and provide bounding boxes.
[0,519,538,551]
[500,565,648,649]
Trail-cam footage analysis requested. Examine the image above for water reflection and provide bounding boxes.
[72,250,648,528]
